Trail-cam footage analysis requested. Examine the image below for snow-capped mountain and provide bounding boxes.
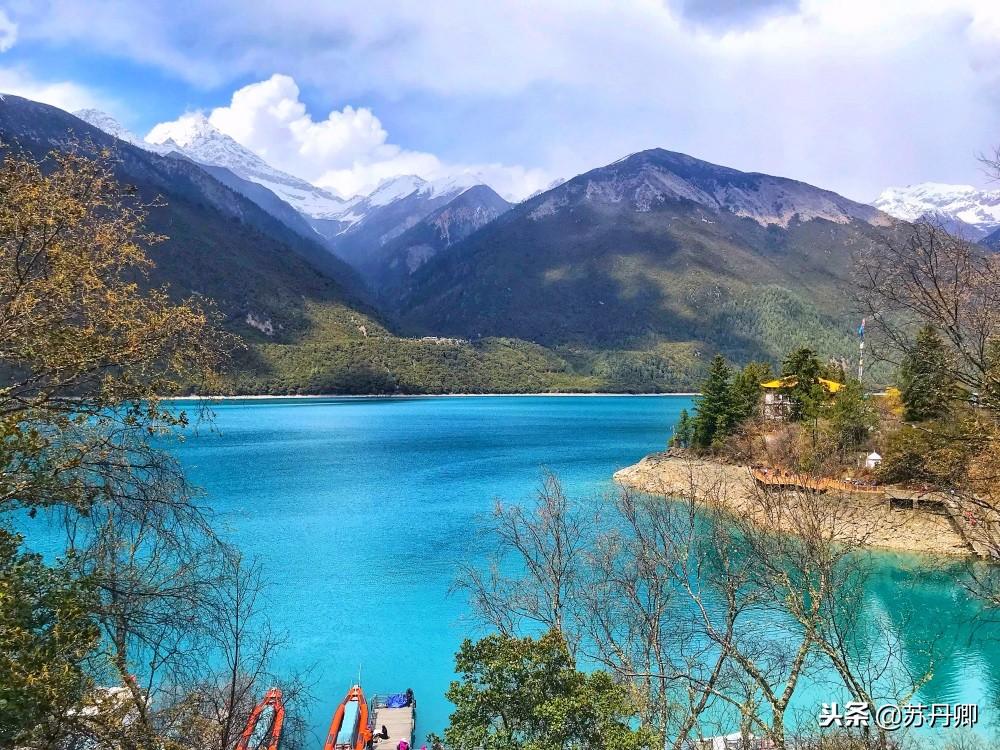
[362,173,485,209]
[873,183,1000,240]
[368,184,512,290]
[525,178,566,201]
[321,174,498,273]
[144,113,351,220]
[75,107,507,276]
[78,108,351,219]
[74,108,173,155]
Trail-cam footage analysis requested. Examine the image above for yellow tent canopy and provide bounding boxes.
[761,376,796,389]
[818,378,843,393]
[760,375,843,393]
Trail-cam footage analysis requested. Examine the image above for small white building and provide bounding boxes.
[865,451,882,469]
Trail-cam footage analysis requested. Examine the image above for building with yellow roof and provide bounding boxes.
[760,375,844,420]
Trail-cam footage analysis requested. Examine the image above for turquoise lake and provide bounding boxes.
[27,395,1000,742]
[169,395,695,743]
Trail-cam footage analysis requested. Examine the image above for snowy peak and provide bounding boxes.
[526,178,566,201]
[79,108,348,218]
[425,172,485,198]
[873,183,1000,238]
[146,111,218,149]
[145,112,278,182]
[74,107,501,230]
[73,108,172,155]
[363,173,486,209]
[143,113,350,220]
[367,175,428,207]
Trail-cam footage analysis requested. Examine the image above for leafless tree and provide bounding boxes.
[723,475,928,750]
[458,466,938,750]
[170,553,314,750]
[855,220,1000,395]
[854,217,1000,573]
[579,480,740,747]
[454,468,592,650]
[56,426,307,750]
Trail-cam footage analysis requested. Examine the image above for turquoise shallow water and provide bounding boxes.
[19,395,1000,742]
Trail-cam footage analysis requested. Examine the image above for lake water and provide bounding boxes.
[28,395,1000,742]
[171,395,693,743]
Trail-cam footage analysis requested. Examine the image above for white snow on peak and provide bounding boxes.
[75,108,498,226]
[873,182,1000,232]
[367,175,428,207]
[73,108,173,155]
[145,112,221,149]
[526,177,566,201]
[77,109,348,219]
[143,113,350,219]
[425,172,483,197]
[365,172,488,208]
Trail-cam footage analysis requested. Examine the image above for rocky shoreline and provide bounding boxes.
[613,453,973,557]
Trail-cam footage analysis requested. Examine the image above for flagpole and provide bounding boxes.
[857,318,865,384]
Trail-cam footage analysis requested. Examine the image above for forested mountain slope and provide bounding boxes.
[0,95,594,394]
[396,149,895,370]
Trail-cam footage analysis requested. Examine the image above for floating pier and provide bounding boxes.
[370,691,416,750]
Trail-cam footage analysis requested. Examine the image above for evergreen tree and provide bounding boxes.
[822,358,848,384]
[825,378,878,456]
[899,325,955,422]
[692,355,735,449]
[730,361,772,425]
[671,408,693,449]
[781,347,826,422]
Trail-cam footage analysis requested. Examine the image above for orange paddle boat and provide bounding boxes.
[236,687,285,750]
[323,685,372,750]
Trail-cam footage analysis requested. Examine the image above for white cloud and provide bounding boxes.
[150,74,549,199]
[0,9,18,51]
[13,0,1000,198]
[0,66,104,111]
[0,7,108,113]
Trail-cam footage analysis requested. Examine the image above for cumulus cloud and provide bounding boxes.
[149,74,549,199]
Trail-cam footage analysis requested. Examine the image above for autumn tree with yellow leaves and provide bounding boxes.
[0,145,300,750]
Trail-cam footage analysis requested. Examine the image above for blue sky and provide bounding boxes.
[0,1,998,200]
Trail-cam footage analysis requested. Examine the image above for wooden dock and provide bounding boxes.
[750,467,998,557]
[749,467,881,495]
[371,696,415,750]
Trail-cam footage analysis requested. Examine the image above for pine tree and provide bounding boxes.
[730,361,771,425]
[899,325,955,422]
[781,347,825,422]
[692,355,735,449]
[671,408,693,449]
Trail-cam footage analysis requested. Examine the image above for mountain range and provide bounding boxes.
[394,149,894,370]
[873,182,1000,243]
[75,108,516,285]
[2,94,923,392]
[6,96,579,393]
